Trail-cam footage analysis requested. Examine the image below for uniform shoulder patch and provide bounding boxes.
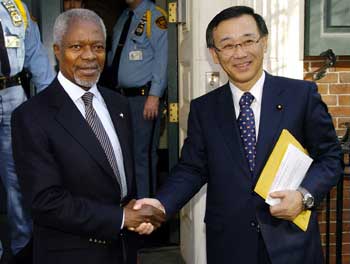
[155,16,167,30]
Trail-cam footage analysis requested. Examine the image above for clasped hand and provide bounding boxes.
[124,199,166,235]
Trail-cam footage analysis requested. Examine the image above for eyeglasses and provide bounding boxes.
[214,36,263,56]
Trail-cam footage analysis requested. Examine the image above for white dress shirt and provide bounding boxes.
[58,72,126,227]
[230,71,265,140]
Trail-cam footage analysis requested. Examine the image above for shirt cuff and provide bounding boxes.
[149,83,165,97]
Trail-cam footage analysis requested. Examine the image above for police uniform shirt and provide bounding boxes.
[109,0,168,97]
[0,0,54,91]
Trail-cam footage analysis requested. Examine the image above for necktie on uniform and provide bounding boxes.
[0,20,11,76]
[110,11,134,88]
[81,92,127,198]
[238,92,256,173]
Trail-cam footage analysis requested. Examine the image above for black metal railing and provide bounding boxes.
[325,123,350,264]
[324,177,345,264]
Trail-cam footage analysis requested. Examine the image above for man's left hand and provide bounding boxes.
[143,95,159,120]
[269,190,304,221]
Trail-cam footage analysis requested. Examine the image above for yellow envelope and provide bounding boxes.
[254,129,311,231]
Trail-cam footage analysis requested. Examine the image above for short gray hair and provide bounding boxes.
[53,8,106,46]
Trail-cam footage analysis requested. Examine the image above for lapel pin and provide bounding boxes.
[119,113,124,118]
[276,104,283,111]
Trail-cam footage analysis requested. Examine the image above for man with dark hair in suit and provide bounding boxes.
[134,5,343,264]
[11,8,164,264]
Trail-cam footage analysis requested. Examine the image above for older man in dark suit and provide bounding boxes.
[11,8,164,264]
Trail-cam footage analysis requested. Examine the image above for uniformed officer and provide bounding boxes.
[108,0,168,198]
[0,0,55,262]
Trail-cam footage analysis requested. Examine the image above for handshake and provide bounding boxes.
[124,198,166,235]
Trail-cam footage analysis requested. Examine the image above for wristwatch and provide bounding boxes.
[297,187,314,209]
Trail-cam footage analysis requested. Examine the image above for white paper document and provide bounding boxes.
[266,143,313,206]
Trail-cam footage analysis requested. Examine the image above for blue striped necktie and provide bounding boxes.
[238,92,256,173]
[82,92,127,197]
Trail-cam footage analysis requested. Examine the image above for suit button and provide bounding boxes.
[250,221,256,227]
[256,224,261,233]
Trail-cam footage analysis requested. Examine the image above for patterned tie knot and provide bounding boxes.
[82,92,94,107]
[239,92,254,108]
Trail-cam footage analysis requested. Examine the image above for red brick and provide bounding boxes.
[330,187,339,198]
[323,253,350,264]
[322,95,337,106]
[328,243,350,255]
[334,61,350,71]
[332,118,338,129]
[344,156,350,169]
[343,255,350,264]
[304,56,323,61]
[310,61,335,72]
[319,221,350,234]
[340,72,350,83]
[304,73,314,81]
[339,119,346,128]
[320,231,350,244]
[330,84,350,94]
[318,198,350,210]
[317,84,329,94]
[329,107,350,117]
[318,211,350,222]
[316,73,339,83]
[337,56,350,61]
[336,129,346,136]
[339,96,350,106]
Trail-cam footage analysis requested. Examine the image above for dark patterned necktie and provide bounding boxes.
[0,20,11,76]
[238,92,256,173]
[82,92,127,197]
[110,11,134,88]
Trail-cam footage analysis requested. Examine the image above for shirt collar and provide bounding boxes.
[57,71,102,104]
[230,71,265,106]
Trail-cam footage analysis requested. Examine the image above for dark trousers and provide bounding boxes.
[127,96,162,198]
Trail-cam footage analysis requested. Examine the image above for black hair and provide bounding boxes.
[206,6,268,48]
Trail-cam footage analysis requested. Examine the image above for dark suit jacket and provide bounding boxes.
[11,79,137,264]
[157,73,343,264]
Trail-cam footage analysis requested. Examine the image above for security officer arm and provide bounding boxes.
[143,10,168,120]
[23,5,55,92]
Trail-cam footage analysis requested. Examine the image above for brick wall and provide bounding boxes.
[304,56,350,264]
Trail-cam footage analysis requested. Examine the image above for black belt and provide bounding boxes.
[118,83,150,97]
[0,74,22,91]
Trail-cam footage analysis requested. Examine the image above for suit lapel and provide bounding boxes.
[99,88,134,194]
[253,73,285,180]
[216,84,251,176]
[49,80,119,190]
